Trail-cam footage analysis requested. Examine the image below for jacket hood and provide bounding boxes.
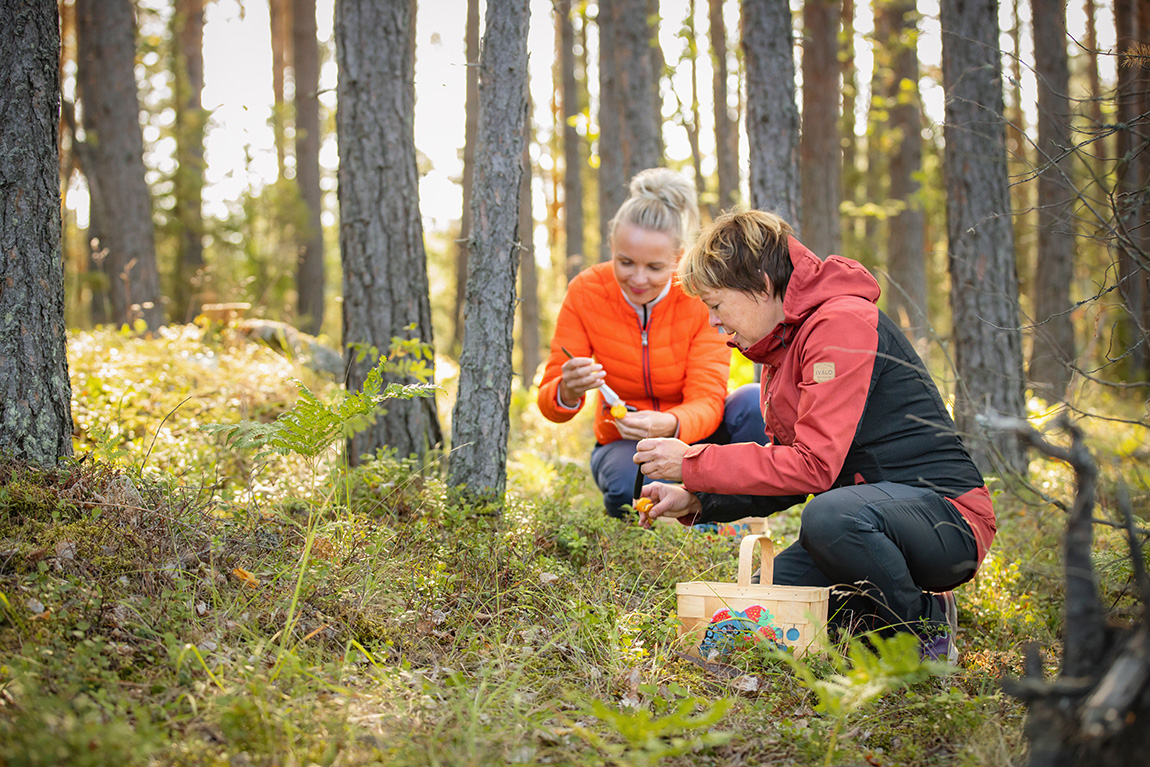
[740,237,881,363]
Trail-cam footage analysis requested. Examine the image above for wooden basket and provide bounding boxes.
[676,534,829,660]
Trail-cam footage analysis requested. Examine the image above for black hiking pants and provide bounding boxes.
[767,482,979,635]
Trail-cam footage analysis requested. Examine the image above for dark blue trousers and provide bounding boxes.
[770,482,979,634]
[590,383,768,518]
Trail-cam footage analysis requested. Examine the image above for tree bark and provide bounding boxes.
[840,0,860,256]
[860,3,890,272]
[940,0,1027,474]
[683,0,707,217]
[799,0,841,257]
[172,0,206,325]
[294,0,325,336]
[599,0,661,259]
[270,0,291,179]
[448,0,530,500]
[558,0,585,283]
[1114,0,1149,380]
[884,0,928,349]
[519,109,541,386]
[0,0,74,465]
[336,0,442,464]
[742,0,801,232]
[452,0,481,353]
[1027,0,1077,398]
[1083,0,1104,158]
[75,0,164,330]
[710,0,739,213]
[597,1,624,261]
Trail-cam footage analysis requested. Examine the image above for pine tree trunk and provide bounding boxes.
[1027,0,1077,398]
[799,0,841,257]
[0,0,74,465]
[173,0,205,325]
[270,0,290,179]
[684,0,707,217]
[884,0,928,349]
[710,0,739,213]
[452,0,481,353]
[336,0,441,464]
[1114,0,1150,380]
[597,1,624,261]
[75,0,164,330]
[558,0,585,282]
[861,3,889,272]
[519,111,541,386]
[742,0,801,231]
[840,0,860,255]
[1083,0,1104,159]
[448,0,530,500]
[294,0,325,336]
[940,0,1027,474]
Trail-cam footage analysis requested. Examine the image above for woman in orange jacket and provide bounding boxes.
[537,168,766,517]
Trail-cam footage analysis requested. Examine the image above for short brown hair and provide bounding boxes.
[679,210,794,299]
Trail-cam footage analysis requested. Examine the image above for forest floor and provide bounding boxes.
[1,322,1147,766]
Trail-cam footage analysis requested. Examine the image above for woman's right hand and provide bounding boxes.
[638,483,701,526]
[559,354,605,404]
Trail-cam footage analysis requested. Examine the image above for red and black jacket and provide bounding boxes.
[681,238,996,563]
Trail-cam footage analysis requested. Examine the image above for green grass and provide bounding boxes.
[0,324,1146,765]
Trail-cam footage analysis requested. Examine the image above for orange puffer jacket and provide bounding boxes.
[537,262,731,445]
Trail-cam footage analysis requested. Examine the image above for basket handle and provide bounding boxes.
[737,534,774,587]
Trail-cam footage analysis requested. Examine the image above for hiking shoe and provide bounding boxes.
[921,591,959,664]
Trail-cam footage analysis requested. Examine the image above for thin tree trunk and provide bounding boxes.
[684,0,707,217]
[800,0,841,257]
[840,0,860,255]
[452,0,481,353]
[597,0,624,261]
[0,0,74,465]
[294,0,325,336]
[742,0,801,230]
[618,0,662,178]
[336,0,442,464]
[519,108,540,386]
[448,0,530,500]
[861,1,889,272]
[884,0,928,348]
[173,0,205,325]
[559,0,585,282]
[1084,0,1104,158]
[710,0,739,213]
[940,0,1027,474]
[75,0,165,330]
[1028,0,1077,398]
[270,0,290,179]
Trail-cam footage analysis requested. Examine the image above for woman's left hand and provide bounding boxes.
[633,437,689,482]
[614,410,678,440]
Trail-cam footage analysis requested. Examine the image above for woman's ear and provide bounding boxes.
[761,273,775,298]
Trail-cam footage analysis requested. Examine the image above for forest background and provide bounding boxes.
[1,0,1149,764]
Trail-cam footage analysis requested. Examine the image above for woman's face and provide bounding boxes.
[611,223,679,305]
[696,280,785,350]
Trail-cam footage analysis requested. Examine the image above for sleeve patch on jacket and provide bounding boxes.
[812,362,836,382]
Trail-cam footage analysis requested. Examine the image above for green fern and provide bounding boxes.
[204,354,437,460]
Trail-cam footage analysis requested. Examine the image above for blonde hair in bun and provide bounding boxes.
[609,167,699,252]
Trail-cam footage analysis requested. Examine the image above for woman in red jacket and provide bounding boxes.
[537,169,766,518]
[635,210,996,661]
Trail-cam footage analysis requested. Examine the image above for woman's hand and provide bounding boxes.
[559,354,605,404]
[637,483,701,527]
[614,410,678,440]
[634,437,688,482]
